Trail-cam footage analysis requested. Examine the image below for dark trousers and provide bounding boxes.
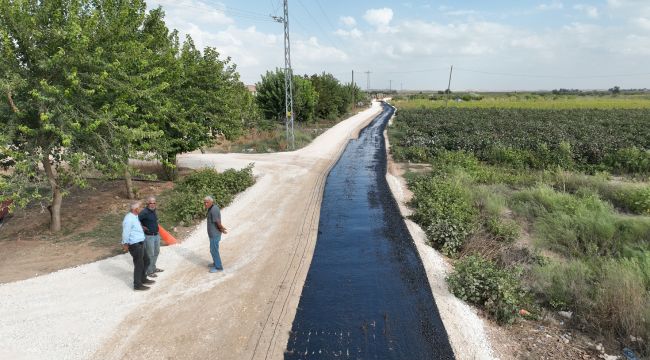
[128,241,150,288]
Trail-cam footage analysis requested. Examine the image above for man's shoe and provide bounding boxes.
[143,279,156,285]
[209,267,222,273]
[134,285,150,291]
[154,268,164,273]
[147,273,157,278]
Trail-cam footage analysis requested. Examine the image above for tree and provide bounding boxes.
[158,36,248,179]
[256,69,286,121]
[0,0,110,232]
[85,1,168,199]
[256,69,319,123]
[310,72,347,120]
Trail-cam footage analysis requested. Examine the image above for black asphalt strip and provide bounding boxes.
[284,103,455,359]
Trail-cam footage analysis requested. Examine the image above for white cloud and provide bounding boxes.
[335,28,363,38]
[574,4,599,18]
[444,9,478,17]
[147,0,650,90]
[340,16,356,27]
[632,17,650,30]
[363,8,394,30]
[537,1,564,10]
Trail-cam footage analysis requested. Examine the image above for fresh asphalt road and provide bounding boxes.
[285,103,455,359]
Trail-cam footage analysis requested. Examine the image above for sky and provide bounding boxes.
[147,0,650,91]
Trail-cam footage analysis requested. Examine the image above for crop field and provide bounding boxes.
[389,97,650,355]
[391,107,650,174]
[394,94,650,109]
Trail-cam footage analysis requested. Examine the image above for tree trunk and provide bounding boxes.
[162,154,177,181]
[124,166,135,199]
[42,154,62,232]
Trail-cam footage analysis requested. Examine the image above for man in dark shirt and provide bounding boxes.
[139,196,164,277]
[204,195,228,273]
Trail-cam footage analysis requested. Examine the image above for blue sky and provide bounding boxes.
[148,0,650,91]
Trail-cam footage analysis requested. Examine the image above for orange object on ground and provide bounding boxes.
[158,225,177,245]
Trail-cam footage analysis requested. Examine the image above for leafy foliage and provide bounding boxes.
[159,165,255,225]
[447,255,527,324]
[392,108,650,174]
[409,174,478,256]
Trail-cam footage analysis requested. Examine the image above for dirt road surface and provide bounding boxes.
[0,103,384,360]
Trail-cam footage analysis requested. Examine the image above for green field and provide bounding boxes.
[394,93,650,109]
[389,97,650,355]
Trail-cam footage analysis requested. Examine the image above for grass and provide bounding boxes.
[69,212,124,247]
[392,142,650,353]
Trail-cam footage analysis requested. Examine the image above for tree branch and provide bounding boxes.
[7,91,19,113]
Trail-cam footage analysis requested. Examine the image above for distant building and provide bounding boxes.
[246,84,257,96]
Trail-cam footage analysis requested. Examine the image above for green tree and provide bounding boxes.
[159,37,247,179]
[293,75,317,122]
[256,69,318,123]
[256,69,286,121]
[86,1,168,199]
[310,72,347,120]
[0,0,109,232]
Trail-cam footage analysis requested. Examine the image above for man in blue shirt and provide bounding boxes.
[204,196,228,273]
[122,201,155,291]
[139,196,163,278]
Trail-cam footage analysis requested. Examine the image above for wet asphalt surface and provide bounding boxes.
[284,103,455,359]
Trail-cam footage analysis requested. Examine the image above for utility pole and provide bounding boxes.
[400,82,403,92]
[351,70,355,109]
[445,65,453,108]
[364,70,371,91]
[271,0,295,149]
[389,80,392,92]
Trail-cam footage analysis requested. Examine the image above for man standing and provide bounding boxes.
[204,196,228,273]
[122,201,155,291]
[139,196,163,278]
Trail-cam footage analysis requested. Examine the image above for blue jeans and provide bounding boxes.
[144,234,160,275]
[209,233,223,269]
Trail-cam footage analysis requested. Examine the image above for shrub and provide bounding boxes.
[533,257,650,353]
[511,185,650,257]
[409,175,478,256]
[486,217,521,244]
[532,259,596,311]
[605,147,650,175]
[610,186,650,215]
[447,255,527,324]
[159,165,255,225]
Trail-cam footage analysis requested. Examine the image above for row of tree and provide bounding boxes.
[0,0,256,232]
[256,69,365,123]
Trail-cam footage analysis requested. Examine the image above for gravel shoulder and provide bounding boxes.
[0,103,382,360]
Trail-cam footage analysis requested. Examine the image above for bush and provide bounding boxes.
[605,147,650,175]
[447,255,527,324]
[610,186,650,215]
[159,165,255,225]
[486,217,521,244]
[511,185,650,257]
[533,257,650,353]
[409,175,478,256]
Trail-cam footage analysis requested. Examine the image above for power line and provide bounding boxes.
[294,0,344,50]
[170,0,276,23]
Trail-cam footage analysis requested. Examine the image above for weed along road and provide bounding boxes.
[285,103,455,359]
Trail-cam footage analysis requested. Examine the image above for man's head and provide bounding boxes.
[130,201,142,215]
[203,195,214,209]
[146,196,157,211]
